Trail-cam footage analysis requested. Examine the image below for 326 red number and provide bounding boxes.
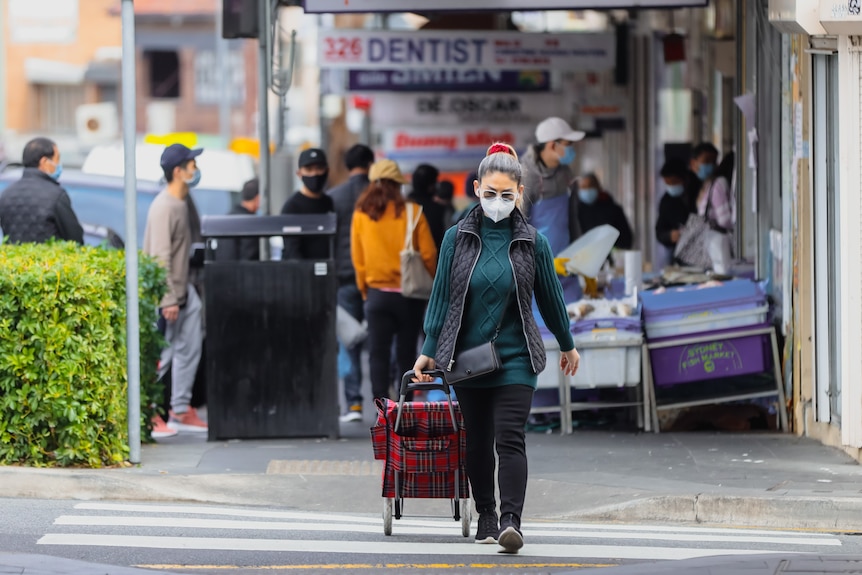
[324,37,361,61]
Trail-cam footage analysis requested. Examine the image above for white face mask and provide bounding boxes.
[480,195,517,223]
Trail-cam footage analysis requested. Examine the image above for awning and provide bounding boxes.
[303,0,709,13]
[24,58,86,85]
[84,61,121,84]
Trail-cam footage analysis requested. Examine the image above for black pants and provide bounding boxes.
[365,289,426,400]
[454,384,534,519]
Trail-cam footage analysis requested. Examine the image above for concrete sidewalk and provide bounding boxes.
[3,420,862,531]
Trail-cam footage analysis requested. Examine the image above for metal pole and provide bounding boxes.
[121,0,141,464]
[258,0,271,218]
[215,5,231,146]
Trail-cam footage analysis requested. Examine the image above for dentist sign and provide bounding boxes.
[320,30,615,71]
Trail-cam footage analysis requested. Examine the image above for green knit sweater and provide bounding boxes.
[422,215,575,389]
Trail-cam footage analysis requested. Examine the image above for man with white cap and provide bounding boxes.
[521,117,585,303]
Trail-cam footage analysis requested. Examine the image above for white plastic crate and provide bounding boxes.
[644,305,769,339]
[540,331,642,389]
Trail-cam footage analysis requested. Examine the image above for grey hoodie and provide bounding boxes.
[520,146,582,243]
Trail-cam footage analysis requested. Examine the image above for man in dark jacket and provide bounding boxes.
[327,144,374,423]
[408,163,447,249]
[0,137,83,244]
[655,158,697,250]
[219,178,261,261]
[575,173,633,250]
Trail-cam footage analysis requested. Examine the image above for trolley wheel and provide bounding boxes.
[460,499,471,538]
[383,498,393,536]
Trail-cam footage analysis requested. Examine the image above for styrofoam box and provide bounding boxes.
[540,331,643,390]
[645,305,769,339]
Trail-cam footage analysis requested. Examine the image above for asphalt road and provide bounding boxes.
[1,498,860,575]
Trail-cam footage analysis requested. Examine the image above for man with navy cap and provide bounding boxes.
[144,143,207,435]
[280,147,334,260]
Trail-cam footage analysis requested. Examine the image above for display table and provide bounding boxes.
[642,325,788,433]
[536,334,652,435]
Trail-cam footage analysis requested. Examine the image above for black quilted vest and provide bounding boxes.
[434,205,547,375]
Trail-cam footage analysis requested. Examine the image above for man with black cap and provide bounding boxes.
[144,143,207,435]
[280,147,334,260]
[327,144,374,422]
[219,178,261,261]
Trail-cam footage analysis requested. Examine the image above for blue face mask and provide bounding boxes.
[185,168,202,188]
[50,162,63,181]
[578,188,598,205]
[666,184,684,198]
[558,145,576,166]
[697,163,714,180]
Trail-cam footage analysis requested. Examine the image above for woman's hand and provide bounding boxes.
[412,355,436,382]
[560,348,580,377]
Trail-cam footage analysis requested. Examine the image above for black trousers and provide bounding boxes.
[454,384,534,519]
[365,289,426,400]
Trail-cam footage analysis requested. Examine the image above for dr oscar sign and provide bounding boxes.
[320,30,615,71]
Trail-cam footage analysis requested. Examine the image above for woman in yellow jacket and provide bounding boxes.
[351,159,438,400]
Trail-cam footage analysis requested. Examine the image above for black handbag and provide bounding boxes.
[444,287,510,385]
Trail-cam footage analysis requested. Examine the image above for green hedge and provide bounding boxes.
[0,242,166,467]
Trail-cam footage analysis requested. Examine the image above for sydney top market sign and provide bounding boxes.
[320,30,615,71]
[305,0,708,12]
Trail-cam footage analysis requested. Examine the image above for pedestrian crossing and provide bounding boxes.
[38,502,843,563]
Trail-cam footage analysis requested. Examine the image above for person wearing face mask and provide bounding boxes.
[575,173,633,250]
[521,117,585,302]
[280,148,335,260]
[655,158,697,254]
[690,142,719,192]
[144,143,207,436]
[351,159,437,402]
[0,137,83,245]
[412,143,580,553]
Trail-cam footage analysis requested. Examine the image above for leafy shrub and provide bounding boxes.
[0,242,165,467]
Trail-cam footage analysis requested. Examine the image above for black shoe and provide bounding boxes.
[475,509,498,544]
[497,513,523,554]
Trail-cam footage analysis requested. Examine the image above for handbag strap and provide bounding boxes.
[404,202,422,251]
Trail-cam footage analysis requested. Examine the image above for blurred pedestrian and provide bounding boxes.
[452,171,480,226]
[655,158,697,253]
[575,173,633,250]
[698,151,735,274]
[144,144,207,435]
[328,144,375,422]
[434,179,456,230]
[409,163,447,249]
[0,137,83,245]
[281,148,334,260]
[219,178,261,261]
[351,159,437,401]
[412,143,579,553]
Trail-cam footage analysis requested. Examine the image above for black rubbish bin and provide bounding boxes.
[201,214,339,440]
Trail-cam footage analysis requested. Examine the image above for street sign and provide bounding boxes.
[320,30,615,71]
[305,0,708,12]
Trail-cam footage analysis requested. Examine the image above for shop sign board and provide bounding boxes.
[320,30,615,71]
[381,126,535,158]
[9,0,78,44]
[348,69,551,92]
[305,0,708,12]
[368,93,570,128]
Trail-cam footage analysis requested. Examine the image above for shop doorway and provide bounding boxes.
[811,52,841,425]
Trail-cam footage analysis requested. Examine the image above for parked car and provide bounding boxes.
[0,168,241,246]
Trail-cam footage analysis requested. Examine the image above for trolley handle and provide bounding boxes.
[395,369,459,435]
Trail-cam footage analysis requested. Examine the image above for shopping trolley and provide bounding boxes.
[370,370,471,536]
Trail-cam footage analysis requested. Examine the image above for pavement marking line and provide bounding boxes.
[53,515,844,547]
[265,459,384,476]
[35,533,800,561]
[69,503,841,537]
[134,563,617,570]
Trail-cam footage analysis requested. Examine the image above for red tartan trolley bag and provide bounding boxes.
[370,369,471,536]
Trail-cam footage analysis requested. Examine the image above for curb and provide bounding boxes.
[572,494,862,531]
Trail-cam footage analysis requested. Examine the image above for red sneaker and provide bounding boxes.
[151,414,178,439]
[168,407,208,433]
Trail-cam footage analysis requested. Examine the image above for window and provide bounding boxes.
[145,50,180,99]
[812,53,841,424]
[36,84,85,132]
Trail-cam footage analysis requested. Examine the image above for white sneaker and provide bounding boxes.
[339,405,362,423]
